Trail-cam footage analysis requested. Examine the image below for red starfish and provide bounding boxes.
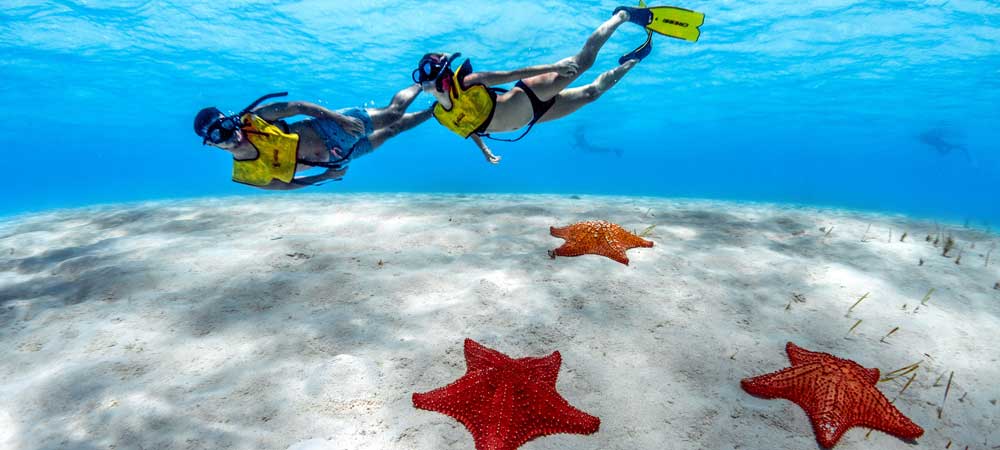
[548,220,653,265]
[412,339,600,450]
[741,342,924,448]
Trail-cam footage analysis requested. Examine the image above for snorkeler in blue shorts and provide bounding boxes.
[194,85,431,189]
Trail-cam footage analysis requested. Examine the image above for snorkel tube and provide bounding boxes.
[436,53,461,93]
[197,92,289,145]
[239,91,288,117]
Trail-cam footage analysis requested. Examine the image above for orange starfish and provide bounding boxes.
[412,339,600,450]
[741,342,924,448]
[548,220,653,265]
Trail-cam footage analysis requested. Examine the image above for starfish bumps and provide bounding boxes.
[742,342,924,448]
[412,339,600,450]
[549,220,653,265]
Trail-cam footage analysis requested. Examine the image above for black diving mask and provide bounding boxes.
[412,52,461,85]
[202,116,240,145]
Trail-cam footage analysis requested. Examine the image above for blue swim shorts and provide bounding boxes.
[309,107,375,162]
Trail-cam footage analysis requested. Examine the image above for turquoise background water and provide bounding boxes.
[2,0,997,225]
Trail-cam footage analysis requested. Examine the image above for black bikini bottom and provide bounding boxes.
[515,80,556,123]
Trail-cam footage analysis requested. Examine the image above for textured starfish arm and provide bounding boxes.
[620,234,654,249]
[413,371,493,424]
[855,388,924,440]
[803,383,851,448]
[549,226,571,239]
[480,381,517,450]
[786,342,828,366]
[809,413,850,448]
[741,363,824,399]
[520,352,562,387]
[786,343,881,384]
[522,383,601,438]
[552,242,591,258]
[860,366,880,385]
[465,339,512,373]
[601,248,631,265]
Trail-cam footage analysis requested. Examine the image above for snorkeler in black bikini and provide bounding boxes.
[413,11,642,165]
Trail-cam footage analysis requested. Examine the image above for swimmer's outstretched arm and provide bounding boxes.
[466,61,579,87]
[254,102,365,136]
[256,167,347,190]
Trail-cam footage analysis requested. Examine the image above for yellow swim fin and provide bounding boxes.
[645,6,704,42]
[616,3,705,42]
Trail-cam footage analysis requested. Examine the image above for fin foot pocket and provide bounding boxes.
[613,6,653,26]
[619,30,653,64]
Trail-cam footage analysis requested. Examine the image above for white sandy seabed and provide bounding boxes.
[0,194,998,450]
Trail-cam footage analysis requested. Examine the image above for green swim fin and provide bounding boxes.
[645,6,704,42]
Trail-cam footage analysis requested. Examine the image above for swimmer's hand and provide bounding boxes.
[291,104,365,137]
[471,134,501,165]
[323,166,348,181]
[282,165,348,189]
[484,151,501,165]
[336,115,366,137]
[555,60,580,77]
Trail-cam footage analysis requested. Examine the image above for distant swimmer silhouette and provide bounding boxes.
[917,127,969,162]
[193,88,431,189]
[413,4,703,164]
[574,126,624,157]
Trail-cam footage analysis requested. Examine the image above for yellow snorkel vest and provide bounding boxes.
[433,60,497,138]
[232,114,300,186]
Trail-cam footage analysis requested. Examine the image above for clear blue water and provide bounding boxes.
[2,0,998,225]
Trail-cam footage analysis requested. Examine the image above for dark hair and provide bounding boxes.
[418,52,448,65]
[193,107,224,137]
